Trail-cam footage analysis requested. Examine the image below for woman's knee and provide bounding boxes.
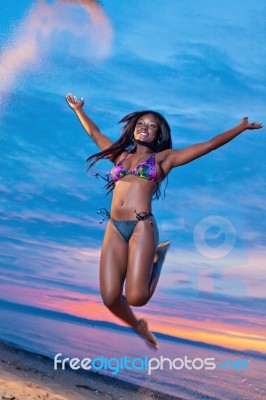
[101,291,121,308]
[126,290,149,307]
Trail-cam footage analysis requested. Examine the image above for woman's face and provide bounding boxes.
[134,113,160,143]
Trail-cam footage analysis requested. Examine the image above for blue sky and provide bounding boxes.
[0,0,265,354]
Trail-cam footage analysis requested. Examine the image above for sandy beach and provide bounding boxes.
[0,341,182,400]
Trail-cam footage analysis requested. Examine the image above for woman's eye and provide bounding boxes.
[137,121,144,126]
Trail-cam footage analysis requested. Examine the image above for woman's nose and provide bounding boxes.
[141,123,149,130]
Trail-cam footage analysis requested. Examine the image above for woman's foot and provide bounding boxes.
[135,318,159,349]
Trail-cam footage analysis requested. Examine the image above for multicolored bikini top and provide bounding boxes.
[111,152,157,183]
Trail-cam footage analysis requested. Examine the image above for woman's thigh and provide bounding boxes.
[125,218,159,299]
[100,221,128,304]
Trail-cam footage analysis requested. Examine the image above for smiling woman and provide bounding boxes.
[90,110,172,200]
[65,93,263,349]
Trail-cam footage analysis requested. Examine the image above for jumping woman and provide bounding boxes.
[66,93,262,348]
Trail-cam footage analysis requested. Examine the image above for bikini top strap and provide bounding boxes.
[117,152,130,165]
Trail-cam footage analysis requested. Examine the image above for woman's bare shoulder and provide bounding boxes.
[155,149,174,177]
[155,149,171,163]
[113,150,129,165]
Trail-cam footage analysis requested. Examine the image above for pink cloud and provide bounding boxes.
[0,0,113,105]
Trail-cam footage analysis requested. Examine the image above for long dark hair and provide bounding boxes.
[87,110,172,199]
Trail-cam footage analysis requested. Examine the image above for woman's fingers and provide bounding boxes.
[65,93,74,104]
[66,93,77,102]
[241,117,263,130]
[65,93,85,110]
[249,122,263,129]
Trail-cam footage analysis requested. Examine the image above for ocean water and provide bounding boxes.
[0,301,265,400]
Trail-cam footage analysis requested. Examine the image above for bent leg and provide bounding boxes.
[125,218,160,306]
[100,221,139,328]
[100,221,159,348]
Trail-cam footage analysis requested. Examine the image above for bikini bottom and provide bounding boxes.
[110,211,153,243]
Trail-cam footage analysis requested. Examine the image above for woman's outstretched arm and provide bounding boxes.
[65,93,113,151]
[163,117,263,170]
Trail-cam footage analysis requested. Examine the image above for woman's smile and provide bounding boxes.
[134,113,159,142]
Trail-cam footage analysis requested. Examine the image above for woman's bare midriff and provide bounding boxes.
[110,176,157,220]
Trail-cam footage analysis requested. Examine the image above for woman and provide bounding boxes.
[66,93,262,349]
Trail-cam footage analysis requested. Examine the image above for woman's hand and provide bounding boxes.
[65,93,84,111]
[240,117,263,130]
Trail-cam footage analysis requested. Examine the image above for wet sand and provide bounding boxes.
[0,341,182,400]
